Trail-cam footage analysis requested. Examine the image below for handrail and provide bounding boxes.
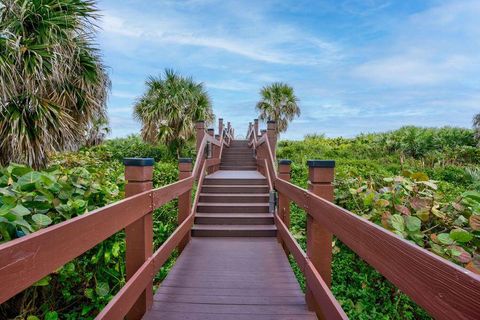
[0,177,192,304]
[97,160,208,319]
[0,117,234,316]
[253,121,480,320]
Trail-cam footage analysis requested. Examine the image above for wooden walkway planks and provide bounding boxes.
[143,237,316,320]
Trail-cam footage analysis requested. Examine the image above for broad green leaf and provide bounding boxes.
[27,316,40,320]
[437,233,454,245]
[405,216,421,232]
[363,192,375,206]
[11,204,30,216]
[17,172,43,191]
[95,282,110,297]
[375,199,390,207]
[447,245,472,263]
[419,181,437,190]
[32,214,52,226]
[45,311,58,320]
[390,214,404,232]
[84,288,94,300]
[33,275,51,286]
[449,229,473,243]
[462,191,480,202]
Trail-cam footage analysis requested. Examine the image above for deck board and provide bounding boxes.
[143,237,316,319]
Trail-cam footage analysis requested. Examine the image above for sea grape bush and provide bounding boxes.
[0,144,181,319]
[0,161,123,242]
[336,171,480,272]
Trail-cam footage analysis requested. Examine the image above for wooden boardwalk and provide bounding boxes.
[144,141,315,319]
[144,237,315,320]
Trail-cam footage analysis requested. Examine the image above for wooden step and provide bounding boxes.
[197,203,270,213]
[201,185,269,194]
[195,213,274,225]
[191,224,277,237]
[220,166,257,171]
[199,193,269,203]
[203,178,267,185]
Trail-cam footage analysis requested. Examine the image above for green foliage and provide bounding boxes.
[278,126,480,319]
[0,140,181,319]
[256,82,300,133]
[0,0,110,168]
[134,69,214,156]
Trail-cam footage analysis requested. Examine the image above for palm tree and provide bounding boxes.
[256,82,300,134]
[85,116,111,147]
[0,0,109,169]
[133,69,213,156]
[474,113,480,146]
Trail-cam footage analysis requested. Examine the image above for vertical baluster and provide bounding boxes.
[178,158,192,252]
[207,128,215,174]
[277,159,291,253]
[305,160,335,318]
[124,158,154,319]
[254,118,259,137]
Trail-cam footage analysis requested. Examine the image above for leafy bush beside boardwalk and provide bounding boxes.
[0,137,182,319]
[0,127,479,319]
[278,126,479,319]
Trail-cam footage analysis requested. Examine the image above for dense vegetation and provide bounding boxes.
[0,137,181,319]
[1,126,478,319]
[278,126,480,319]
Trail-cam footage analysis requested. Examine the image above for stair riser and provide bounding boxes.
[199,195,269,203]
[195,217,274,225]
[201,186,269,193]
[203,179,267,185]
[191,229,276,237]
[220,166,257,171]
[197,205,269,213]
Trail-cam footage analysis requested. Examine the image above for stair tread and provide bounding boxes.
[198,202,269,206]
[192,224,276,230]
[203,184,268,187]
[196,213,273,217]
[199,193,269,197]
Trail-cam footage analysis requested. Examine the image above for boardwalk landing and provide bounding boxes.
[143,140,316,319]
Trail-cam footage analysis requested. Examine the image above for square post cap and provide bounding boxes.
[278,159,292,165]
[123,158,154,166]
[307,160,335,168]
[179,158,192,163]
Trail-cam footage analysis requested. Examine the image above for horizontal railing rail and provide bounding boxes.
[0,119,231,318]
[252,120,480,320]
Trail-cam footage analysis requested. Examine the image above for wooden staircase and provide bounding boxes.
[220,140,257,170]
[191,140,276,237]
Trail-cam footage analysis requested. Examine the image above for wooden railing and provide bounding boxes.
[0,119,233,319]
[248,119,480,320]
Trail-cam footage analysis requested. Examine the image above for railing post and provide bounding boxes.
[305,160,335,317]
[277,159,291,253]
[196,121,205,153]
[207,128,215,174]
[123,158,154,319]
[178,158,192,253]
[218,118,224,136]
[254,118,259,137]
[260,129,267,136]
[267,120,277,157]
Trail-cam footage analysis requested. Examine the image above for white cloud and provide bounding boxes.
[351,1,480,86]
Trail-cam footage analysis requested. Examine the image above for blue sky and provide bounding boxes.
[97,0,480,140]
